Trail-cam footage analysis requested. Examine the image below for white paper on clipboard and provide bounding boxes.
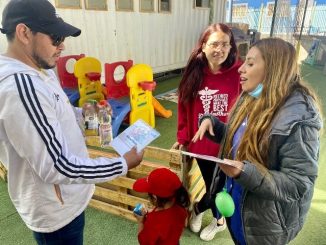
[181,151,243,171]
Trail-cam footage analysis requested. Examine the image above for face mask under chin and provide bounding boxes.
[248,83,263,99]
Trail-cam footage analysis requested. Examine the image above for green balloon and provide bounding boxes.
[215,189,235,217]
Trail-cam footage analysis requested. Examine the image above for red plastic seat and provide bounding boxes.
[57,54,85,89]
[104,60,133,99]
[139,81,157,91]
[86,72,101,81]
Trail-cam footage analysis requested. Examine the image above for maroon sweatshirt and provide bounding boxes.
[177,60,242,156]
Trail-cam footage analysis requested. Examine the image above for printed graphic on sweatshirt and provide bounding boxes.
[198,87,228,118]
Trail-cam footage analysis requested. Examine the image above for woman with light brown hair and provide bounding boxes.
[193,38,323,244]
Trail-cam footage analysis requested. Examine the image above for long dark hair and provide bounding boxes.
[149,185,190,209]
[178,23,238,104]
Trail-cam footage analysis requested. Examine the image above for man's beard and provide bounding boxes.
[32,51,55,70]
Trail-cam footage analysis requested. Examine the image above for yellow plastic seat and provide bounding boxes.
[74,57,104,107]
[126,64,155,127]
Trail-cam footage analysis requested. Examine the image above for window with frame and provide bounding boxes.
[85,0,107,10]
[233,3,248,18]
[195,0,209,8]
[55,0,81,8]
[159,0,170,12]
[140,0,155,12]
[116,0,133,11]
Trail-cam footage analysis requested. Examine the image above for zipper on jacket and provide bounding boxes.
[54,184,64,205]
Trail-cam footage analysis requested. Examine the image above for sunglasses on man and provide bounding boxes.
[27,25,65,47]
[47,33,65,47]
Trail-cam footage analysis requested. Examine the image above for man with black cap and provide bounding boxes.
[0,1,143,244]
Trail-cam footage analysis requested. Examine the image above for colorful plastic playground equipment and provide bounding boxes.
[57,55,172,137]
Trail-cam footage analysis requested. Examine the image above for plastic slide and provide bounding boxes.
[152,96,173,118]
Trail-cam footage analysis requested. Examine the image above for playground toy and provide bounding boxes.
[57,54,85,104]
[57,54,85,89]
[108,98,131,138]
[104,60,134,137]
[127,64,157,128]
[105,59,172,119]
[74,57,105,107]
[57,54,172,136]
[105,60,133,99]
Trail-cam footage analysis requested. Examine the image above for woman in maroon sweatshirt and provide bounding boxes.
[172,23,242,241]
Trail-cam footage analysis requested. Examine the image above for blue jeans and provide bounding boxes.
[33,212,85,245]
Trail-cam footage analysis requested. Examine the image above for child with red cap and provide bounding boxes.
[133,168,190,245]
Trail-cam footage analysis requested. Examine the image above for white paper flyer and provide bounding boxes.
[110,119,160,156]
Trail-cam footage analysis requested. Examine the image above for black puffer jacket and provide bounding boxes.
[205,91,322,245]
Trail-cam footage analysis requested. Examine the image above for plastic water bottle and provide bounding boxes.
[74,107,85,137]
[83,100,98,136]
[97,100,113,147]
[133,203,144,216]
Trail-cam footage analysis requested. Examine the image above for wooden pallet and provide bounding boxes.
[0,161,7,182]
[88,146,205,222]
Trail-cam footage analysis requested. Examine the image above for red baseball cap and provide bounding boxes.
[133,168,182,198]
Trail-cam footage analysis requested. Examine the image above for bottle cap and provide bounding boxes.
[99,100,108,106]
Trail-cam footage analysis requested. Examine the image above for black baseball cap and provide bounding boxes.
[0,0,81,37]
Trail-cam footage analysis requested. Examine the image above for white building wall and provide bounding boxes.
[0,0,226,73]
[211,0,227,23]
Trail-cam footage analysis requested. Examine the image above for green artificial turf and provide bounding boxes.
[0,63,325,244]
[150,99,177,149]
